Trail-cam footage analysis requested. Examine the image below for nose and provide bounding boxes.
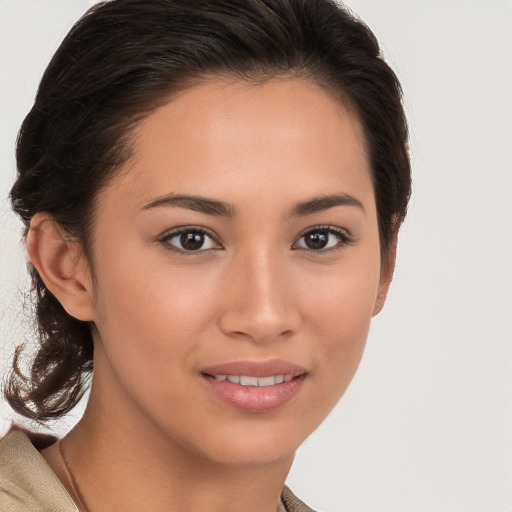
[217,247,301,344]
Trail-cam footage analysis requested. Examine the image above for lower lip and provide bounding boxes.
[203,374,306,413]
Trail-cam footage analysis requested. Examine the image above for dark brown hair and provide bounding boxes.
[6,0,411,421]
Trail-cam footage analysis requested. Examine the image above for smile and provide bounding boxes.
[201,360,307,413]
[213,374,294,386]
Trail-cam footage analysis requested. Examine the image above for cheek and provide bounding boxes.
[309,285,373,374]
[90,243,228,395]
[90,263,209,432]
[301,251,380,330]
[297,253,380,387]
[93,236,215,330]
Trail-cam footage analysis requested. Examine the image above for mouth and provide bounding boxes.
[201,360,307,413]
[210,374,295,386]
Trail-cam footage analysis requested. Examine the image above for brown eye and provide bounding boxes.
[180,232,205,250]
[303,230,329,249]
[162,228,219,252]
[294,227,352,251]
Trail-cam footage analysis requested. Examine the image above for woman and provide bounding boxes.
[0,0,410,510]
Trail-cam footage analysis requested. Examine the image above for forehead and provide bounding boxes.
[99,77,374,215]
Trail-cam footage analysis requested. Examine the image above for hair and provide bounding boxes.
[6,0,411,422]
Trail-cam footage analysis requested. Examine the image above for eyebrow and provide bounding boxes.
[142,194,236,217]
[290,193,365,216]
[141,192,364,217]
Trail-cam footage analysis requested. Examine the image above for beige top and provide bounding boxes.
[0,430,316,512]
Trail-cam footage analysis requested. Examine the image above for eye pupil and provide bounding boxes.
[180,232,204,250]
[304,231,328,249]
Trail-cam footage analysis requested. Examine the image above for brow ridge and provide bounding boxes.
[142,192,363,218]
[291,193,365,216]
[142,194,236,217]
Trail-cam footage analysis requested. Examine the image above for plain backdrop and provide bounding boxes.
[1,1,511,511]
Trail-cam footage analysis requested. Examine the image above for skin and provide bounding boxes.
[31,77,395,512]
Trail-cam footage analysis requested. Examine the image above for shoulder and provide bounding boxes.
[0,429,79,511]
[282,485,318,512]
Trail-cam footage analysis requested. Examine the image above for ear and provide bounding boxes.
[26,212,95,321]
[372,229,398,317]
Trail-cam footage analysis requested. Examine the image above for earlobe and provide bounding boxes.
[26,212,95,321]
[372,229,398,317]
[373,288,389,317]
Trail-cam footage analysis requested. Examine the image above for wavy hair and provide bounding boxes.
[6,0,410,421]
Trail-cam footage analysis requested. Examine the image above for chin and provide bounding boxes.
[205,442,295,468]
[183,423,304,468]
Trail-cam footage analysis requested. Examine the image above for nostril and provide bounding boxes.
[216,281,301,343]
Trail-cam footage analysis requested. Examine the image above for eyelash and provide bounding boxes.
[292,225,354,253]
[159,225,354,254]
[159,226,222,255]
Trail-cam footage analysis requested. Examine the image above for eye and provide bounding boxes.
[294,227,353,251]
[160,228,221,253]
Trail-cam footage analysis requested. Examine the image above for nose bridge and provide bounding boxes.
[218,243,298,342]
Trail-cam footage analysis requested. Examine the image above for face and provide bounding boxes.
[84,78,387,467]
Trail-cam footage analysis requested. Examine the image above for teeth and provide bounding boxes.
[257,376,276,387]
[240,375,258,386]
[213,374,295,386]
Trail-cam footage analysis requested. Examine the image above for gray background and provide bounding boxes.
[1,1,511,510]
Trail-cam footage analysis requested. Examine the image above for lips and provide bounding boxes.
[201,359,307,413]
[213,374,294,386]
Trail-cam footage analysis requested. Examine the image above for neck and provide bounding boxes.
[52,379,294,512]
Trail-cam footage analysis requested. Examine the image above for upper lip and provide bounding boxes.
[201,359,307,378]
